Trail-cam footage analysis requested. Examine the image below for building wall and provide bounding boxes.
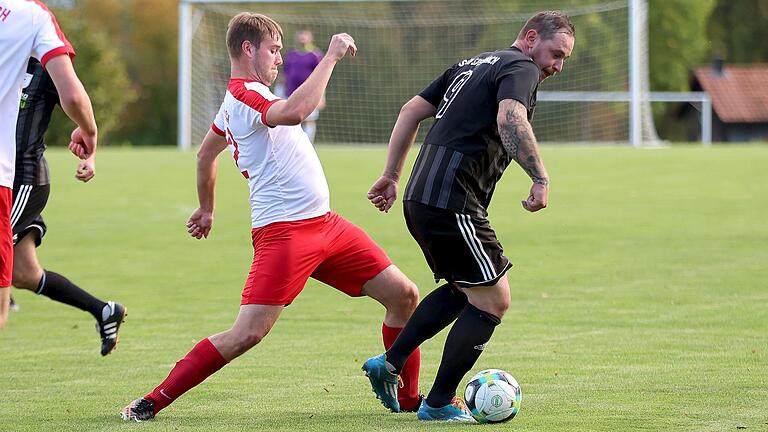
[725,123,768,142]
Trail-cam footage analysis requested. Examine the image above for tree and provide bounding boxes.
[647,0,715,139]
[72,0,178,145]
[47,7,135,145]
[707,0,768,63]
[648,0,715,92]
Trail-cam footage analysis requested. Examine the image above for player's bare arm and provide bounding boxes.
[368,96,436,212]
[266,33,356,126]
[497,98,549,212]
[187,129,228,239]
[45,55,97,160]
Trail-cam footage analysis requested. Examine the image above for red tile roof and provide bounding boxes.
[694,65,768,123]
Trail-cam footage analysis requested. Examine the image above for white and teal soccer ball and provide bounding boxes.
[464,368,522,423]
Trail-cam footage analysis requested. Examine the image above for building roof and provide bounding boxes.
[693,64,768,123]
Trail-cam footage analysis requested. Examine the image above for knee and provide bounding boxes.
[397,278,419,314]
[492,298,510,319]
[379,276,419,325]
[12,269,40,291]
[472,292,510,320]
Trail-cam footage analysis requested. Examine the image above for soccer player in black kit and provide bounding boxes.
[11,58,126,356]
[362,11,575,421]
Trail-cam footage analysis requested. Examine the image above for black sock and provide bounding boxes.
[385,284,468,373]
[37,270,106,320]
[426,303,501,408]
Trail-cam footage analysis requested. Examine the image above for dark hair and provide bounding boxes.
[516,11,575,40]
[226,13,283,59]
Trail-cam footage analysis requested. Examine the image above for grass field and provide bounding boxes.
[1,145,766,432]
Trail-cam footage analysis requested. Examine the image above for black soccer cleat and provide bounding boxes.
[96,301,126,356]
[120,397,155,422]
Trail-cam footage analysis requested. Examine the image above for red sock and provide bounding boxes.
[382,323,421,411]
[145,338,228,413]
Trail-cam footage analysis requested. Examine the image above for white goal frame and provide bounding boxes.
[178,0,706,149]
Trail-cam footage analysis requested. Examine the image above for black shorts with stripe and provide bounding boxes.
[11,184,49,247]
[403,200,511,288]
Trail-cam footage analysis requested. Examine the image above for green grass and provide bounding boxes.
[1,145,767,432]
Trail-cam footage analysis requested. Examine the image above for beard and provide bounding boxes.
[539,67,556,82]
[259,70,278,86]
[251,58,278,85]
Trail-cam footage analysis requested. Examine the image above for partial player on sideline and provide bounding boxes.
[283,29,325,142]
[0,0,98,329]
[11,58,125,356]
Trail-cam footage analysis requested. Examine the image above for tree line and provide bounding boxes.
[47,0,768,145]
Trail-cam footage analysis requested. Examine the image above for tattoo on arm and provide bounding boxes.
[498,100,549,185]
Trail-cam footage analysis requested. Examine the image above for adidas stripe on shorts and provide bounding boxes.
[404,200,511,288]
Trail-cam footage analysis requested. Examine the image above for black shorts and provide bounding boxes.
[11,184,49,247]
[404,201,512,288]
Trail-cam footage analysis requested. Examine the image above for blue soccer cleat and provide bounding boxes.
[362,354,401,412]
[416,396,476,422]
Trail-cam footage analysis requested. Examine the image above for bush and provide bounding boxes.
[45,8,136,146]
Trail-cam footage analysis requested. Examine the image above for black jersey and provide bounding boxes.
[403,47,539,217]
[15,58,57,188]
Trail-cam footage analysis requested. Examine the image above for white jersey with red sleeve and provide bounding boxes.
[212,78,330,228]
[0,0,75,188]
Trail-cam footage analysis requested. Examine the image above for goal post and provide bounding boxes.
[178,0,660,149]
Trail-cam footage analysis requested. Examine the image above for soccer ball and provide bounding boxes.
[464,368,522,423]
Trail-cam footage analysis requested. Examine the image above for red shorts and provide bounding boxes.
[0,186,13,287]
[242,212,392,305]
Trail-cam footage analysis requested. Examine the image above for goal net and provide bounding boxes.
[180,0,658,147]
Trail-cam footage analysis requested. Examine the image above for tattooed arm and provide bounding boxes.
[497,98,549,212]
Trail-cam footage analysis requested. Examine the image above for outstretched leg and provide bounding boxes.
[13,234,105,318]
[13,233,126,355]
[362,265,422,411]
[121,304,283,421]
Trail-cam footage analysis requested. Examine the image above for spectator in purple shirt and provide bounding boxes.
[283,30,325,142]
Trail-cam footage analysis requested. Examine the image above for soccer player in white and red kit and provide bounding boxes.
[0,0,97,329]
[120,13,422,421]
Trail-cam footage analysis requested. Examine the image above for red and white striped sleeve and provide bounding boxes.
[212,107,226,137]
[228,80,280,128]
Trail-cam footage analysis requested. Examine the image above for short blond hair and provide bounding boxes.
[226,13,283,59]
